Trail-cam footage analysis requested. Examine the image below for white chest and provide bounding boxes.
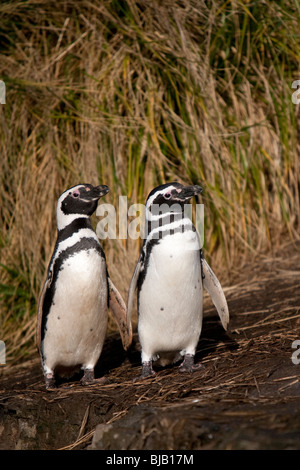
[42,248,108,370]
[138,232,203,358]
[141,231,202,304]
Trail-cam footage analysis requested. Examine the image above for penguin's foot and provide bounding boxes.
[141,361,156,378]
[133,361,155,382]
[81,368,107,386]
[81,376,107,386]
[179,354,203,373]
[81,368,95,385]
[45,372,56,390]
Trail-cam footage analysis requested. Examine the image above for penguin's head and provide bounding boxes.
[57,184,109,229]
[145,182,203,219]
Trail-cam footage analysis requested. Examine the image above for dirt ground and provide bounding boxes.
[1,241,300,451]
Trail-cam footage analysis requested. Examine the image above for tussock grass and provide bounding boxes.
[0,0,299,363]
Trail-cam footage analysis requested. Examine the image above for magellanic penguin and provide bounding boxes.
[127,182,229,378]
[36,184,132,389]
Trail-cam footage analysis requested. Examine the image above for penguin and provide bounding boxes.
[36,183,132,389]
[127,182,229,378]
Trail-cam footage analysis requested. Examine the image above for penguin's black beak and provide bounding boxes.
[176,184,203,201]
[81,184,110,200]
[95,185,110,198]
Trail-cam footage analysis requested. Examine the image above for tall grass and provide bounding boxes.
[0,0,299,363]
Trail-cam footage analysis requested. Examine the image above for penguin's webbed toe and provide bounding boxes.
[81,368,107,386]
[178,354,204,373]
[141,361,155,377]
[80,368,95,384]
[133,361,155,382]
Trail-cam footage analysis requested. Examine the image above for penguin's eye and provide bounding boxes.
[164,192,172,200]
[72,191,80,198]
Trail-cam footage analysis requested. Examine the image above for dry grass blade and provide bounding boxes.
[77,403,91,441]
[234,313,300,333]
[58,428,95,451]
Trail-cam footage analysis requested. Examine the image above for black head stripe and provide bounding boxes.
[60,192,98,216]
[137,239,157,293]
[146,212,184,235]
[57,217,93,243]
[146,182,182,202]
[145,219,195,240]
[149,198,185,212]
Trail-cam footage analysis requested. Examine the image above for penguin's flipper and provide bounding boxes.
[127,253,143,332]
[36,276,51,352]
[202,259,229,330]
[108,277,132,350]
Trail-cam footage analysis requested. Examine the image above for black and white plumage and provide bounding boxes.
[127,182,229,378]
[37,184,132,389]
